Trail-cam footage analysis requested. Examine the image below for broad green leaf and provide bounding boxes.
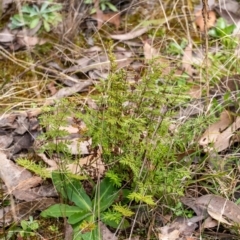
[100,3,106,11]
[21,5,33,14]
[68,211,92,225]
[51,171,69,198]
[81,227,100,240]
[29,17,40,29]
[66,181,92,212]
[224,24,236,35]
[216,18,227,29]
[43,20,50,32]
[40,1,50,12]
[105,2,118,12]
[52,172,92,212]
[41,204,82,218]
[93,178,118,213]
[42,13,50,20]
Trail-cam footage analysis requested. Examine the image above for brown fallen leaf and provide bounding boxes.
[67,148,105,178]
[182,43,195,77]
[0,151,43,200]
[93,11,120,29]
[207,208,231,225]
[195,10,216,32]
[181,194,240,224]
[202,216,218,229]
[187,85,202,99]
[158,216,198,240]
[212,116,240,152]
[198,110,234,149]
[110,27,150,40]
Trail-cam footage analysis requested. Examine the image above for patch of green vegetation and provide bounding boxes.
[10,1,62,32]
[37,48,193,205]
[41,173,132,239]
[84,0,118,13]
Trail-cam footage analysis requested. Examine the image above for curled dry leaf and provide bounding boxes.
[195,10,216,32]
[198,110,234,150]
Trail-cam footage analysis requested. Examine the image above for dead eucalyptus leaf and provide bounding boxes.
[207,209,231,225]
[182,194,240,224]
[110,27,150,40]
[198,110,234,149]
[213,116,240,152]
[0,151,42,200]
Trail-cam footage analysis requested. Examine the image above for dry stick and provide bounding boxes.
[158,0,170,30]
[202,0,210,106]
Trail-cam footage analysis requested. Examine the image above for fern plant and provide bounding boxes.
[76,52,191,202]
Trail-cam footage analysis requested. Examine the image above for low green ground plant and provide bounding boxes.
[41,173,132,239]
[26,49,194,239]
[10,0,62,32]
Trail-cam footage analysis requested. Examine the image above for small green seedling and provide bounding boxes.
[166,39,187,55]
[208,18,236,38]
[208,18,237,49]
[10,0,62,32]
[19,216,39,238]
